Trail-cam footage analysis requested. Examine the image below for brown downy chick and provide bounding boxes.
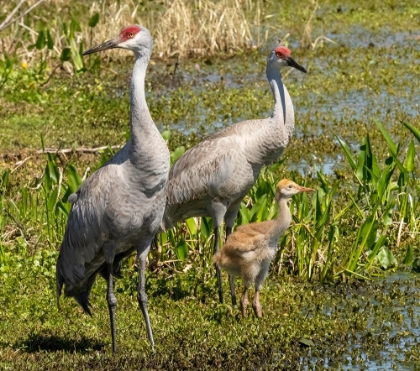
[213,179,314,317]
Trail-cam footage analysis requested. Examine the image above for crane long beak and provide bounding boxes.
[83,37,120,56]
[298,186,315,193]
[286,56,307,73]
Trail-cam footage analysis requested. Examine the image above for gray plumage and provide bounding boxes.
[55,25,169,352]
[162,45,306,304]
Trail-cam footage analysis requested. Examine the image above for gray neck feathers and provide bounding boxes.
[266,66,286,125]
[129,52,155,145]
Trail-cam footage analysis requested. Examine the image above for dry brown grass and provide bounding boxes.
[1,0,270,65]
[300,0,335,50]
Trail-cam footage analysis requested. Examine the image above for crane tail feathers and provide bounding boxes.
[73,273,97,316]
[74,291,93,316]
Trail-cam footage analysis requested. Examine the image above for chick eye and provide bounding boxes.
[288,185,292,188]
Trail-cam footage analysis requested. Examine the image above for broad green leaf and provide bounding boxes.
[403,121,420,143]
[239,206,249,225]
[403,245,414,266]
[60,47,71,61]
[405,140,415,173]
[175,238,188,260]
[88,13,100,28]
[317,171,329,193]
[255,197,267,222]
[377,162,394,203]
[357,137,367,181]
[373,118,397,156]
[185,218,197,236]
[67,164,82,192]
[161,130,171,141]
[70,38,84,71]
[46,30,54,50]
[69,16,81,39]
[201,217,212,240]
[359,216,378,250]
[376,246,397,270]
[336,136,356,171]
[170,146,185,164]
[1,169,10,189]
[160,231,168,246]
[47,154,59,184]
[56,201,70,215]
[35,30,46,50]
[48,187,59,211]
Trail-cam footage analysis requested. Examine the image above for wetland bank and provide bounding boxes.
[0,0,419,369]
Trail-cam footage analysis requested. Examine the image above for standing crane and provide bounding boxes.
[55,25,170,352]
[162,46,306,304]
[213,179,314,317]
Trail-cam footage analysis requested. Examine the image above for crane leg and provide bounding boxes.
[213,227,224,304]
[252,291,262,318]
[106,264,118,353]
[240,285,250,317]
[137,253,155,347]
[252,266,268,318]
[225,226,237,307]
[228,275,236,307]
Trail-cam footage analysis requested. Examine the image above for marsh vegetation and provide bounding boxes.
[0,0,419,369]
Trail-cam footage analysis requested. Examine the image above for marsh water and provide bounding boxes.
[145,26,419,181]
[318,273,420,370]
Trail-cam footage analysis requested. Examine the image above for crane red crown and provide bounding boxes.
[274,46,291,59]
[120,25,141,41]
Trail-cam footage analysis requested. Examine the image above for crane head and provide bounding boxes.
[268,46,307,73]
[83,25,152,56]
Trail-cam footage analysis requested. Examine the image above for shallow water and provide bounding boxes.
[342,272,420,370]
[291,272,420,370]
[148,26,419,175]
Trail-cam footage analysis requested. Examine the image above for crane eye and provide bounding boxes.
[129,32,134,38]
[275,52,283,59]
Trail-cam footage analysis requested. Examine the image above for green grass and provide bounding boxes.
[2,249,420,370]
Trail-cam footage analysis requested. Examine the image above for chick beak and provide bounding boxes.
[298,186,315,193]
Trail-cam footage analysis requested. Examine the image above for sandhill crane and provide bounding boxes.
[213,179,314,317]
[55,25,170,352]
[162,46,306,304]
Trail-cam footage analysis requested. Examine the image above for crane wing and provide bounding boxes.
[234,220,276,237]
[57,167,113,286]
[222,220,275,253]
[167,135,239,204]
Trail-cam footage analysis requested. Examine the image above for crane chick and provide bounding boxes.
[213,179,314,318]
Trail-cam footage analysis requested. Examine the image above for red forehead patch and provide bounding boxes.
[274,46,291,57]
[120,25,141,41]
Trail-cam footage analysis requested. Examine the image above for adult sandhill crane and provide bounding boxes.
[55,25,170,352]
[213,179,314,317]
[162,46,306,304]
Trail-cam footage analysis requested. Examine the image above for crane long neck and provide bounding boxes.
[265,196,292,246]
[266,66,286,125]
[129,52,156,144]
